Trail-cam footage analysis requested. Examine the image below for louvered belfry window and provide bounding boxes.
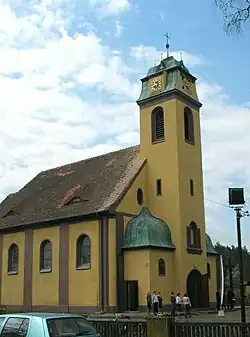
[184,106,195,144]
[152,107,165,143]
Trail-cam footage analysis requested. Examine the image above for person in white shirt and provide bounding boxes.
[176,293,182,316]
[152,291,159,315]
[182,293,192,318]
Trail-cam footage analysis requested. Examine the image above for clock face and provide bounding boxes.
[181,75,192,96]
[150,76,162,93]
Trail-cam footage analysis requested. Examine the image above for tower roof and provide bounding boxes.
[147,56,190,77]
[206,233,219,255]
[123,207,175,250]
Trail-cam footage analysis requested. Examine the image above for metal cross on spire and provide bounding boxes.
[164,33,170,58]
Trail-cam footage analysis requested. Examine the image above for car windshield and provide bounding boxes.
[47,317,97,337]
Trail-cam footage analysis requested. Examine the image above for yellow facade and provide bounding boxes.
[117,165,148,214]
[124,250,150,306]
[149,250,173,303]
[32,227,60,306]
[0,54,219,312]
[69,220,99,307]
[1,232,25,306]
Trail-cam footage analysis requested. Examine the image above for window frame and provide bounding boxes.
[190,179,194,196]
[76,235,91,270]
[151,107,165,143]
[207,262,211,278]
[156,179,162,196]
[158,258,166,276]
[184,106,195,145]
[40,239,52,273]
[137,188,144,205]
[8,243,19,275]
[186,222,202,255]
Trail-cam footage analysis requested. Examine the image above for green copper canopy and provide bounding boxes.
[206,234,219,255]
[123,207,175,250]
[137,55,200,105]
[147,56,190,77]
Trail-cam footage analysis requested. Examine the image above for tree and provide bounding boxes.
[215,0,250,33]
[214,242,250,294]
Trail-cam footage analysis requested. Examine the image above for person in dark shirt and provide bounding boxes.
[158,292,163,312]
[146,292,152,314]
[170,292,176,316]
[216,291,221,311]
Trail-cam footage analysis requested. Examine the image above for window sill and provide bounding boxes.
[152,139,165,145]
[185,139,195,146]
[8,271,18,275]
[40,268,52,274]
[187,247,202,255]
[76,265,91,271]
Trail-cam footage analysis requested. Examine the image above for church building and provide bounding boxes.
[0,53,219,313]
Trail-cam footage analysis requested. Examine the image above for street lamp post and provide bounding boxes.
[228,188,249,324]
[235,207,246,323]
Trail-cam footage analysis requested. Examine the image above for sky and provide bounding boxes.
[0,0,250,247]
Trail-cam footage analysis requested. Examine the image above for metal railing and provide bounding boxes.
[90,320,147,337]
[173,322,250,337]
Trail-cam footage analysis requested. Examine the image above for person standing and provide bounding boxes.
[183,293,191,318]
[152,291,159,315]
[158,292,163,313]
[146,292,152,314]
[170,292,176,316]
[176,293,182,316]
[216,291,221,311]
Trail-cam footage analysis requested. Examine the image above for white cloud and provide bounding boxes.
[115,20,124,37]
[88,0,131,16]
[130,45,206,69]
[0,0,250,248]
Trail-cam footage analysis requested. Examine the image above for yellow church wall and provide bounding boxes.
[124,250,150,306]
[207,256,217,303]
[1,232,25,306]
[139,99,185,292]
[139,99,181,240]
[116,165,147,214]
[69,220,99,307]
[32,226,59,306]
[149,250,173,303]
[176,100,206,253]
[108,218,116,307]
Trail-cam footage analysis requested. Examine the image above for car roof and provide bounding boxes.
[0,313,87,319]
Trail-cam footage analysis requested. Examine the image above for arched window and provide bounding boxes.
[137,188,144,205]
[40,240,52,271]
[8,244,19,273]
[184,107,194,144]
[190,222,197,247]
[186,222,201,250]
[76,235,91,269]
[158,258,166,276]
[207,262,211,278]
[151,107,165,143]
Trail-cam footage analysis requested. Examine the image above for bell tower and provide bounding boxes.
[137,55,207,294]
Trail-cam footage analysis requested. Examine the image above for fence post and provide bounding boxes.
[147,317,169,337]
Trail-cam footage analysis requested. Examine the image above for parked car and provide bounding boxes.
[0,312,101,337]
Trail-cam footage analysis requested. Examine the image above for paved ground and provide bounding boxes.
[89,307,250,323]
[176,307,250,323]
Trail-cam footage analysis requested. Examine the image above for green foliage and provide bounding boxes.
[214,242,250,291]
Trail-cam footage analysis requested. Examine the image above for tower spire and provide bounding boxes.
[164,33,170,58]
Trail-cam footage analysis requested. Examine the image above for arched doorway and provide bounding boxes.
[186,269,203,308]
